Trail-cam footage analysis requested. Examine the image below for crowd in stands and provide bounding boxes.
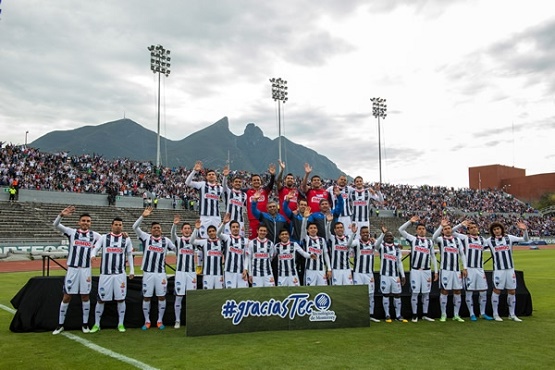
[1,143,554,236]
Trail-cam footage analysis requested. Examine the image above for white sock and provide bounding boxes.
[158,300,167,323]
[82,300,90,325]
[453,294,461,316]
[465,292,474,316]
[411,293,418,315]
[382,296,390,317]
[370,295,375,315]
[507,294,516,317]
[394,297,402,317]
[143,300,151,323]
[422,293,430,315]
[94,302,104,326]
[440,294,448,316]
[117,301,126,326]
[59,302,69,325]
[491,292,500,317]
[479,291,487,316]
[175,296,183,322]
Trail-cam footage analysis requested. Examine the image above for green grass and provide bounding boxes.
[1,250,555,369]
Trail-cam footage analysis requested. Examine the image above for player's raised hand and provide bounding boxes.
[193,161,203,172]
[278,160,286,171]
[142,206,154,217]
[223,213,231,224]
[410,215,420,223]
[440,218,450,227]
[173,214,181,225]
[222,165,230,177]
[381,225,388,233]
[350,223,358,234]
[517,221,527,230]
[194,219,202,229]
[304,163,312,174]
[60,206,75,217]
[268,163,276,175]
[285,190,296,201]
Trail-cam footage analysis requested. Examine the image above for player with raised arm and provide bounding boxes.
[326,175,354,236]
[190,220,225,290]
[377,226,407,323]
[90,217,134,333]
[247,225,276,287]
[222,166,248,236]
[300,163,329,214]
[52,206,101,335]
[245,164,276,239]
[133,207,177,330]
[486,220,529,322]
[170,214,197,329]
[452,219,493,321]
[350,224,383,322]
[276,160,299,220]
[398,215,438,322]
[218,214,250,289]
[432,218,468,323]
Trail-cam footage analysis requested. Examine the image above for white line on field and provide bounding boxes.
[0,304,159,370]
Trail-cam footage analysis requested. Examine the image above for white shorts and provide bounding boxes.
[223,222,245,237]
[252,274,275,288]
[332,269,353,286]
[305,270,328,286]
[198,216,222,238]
[380,275,402,294]
[225,271,249,289]
[64,267,92,295]
[277,274,301,287]
[353,272,375,294]
[97,273,127,301]
[465,268,488,291]
[410,269,432,294]
[142,272,168,297]
[493,269,517,290]
[440,270,463,291]
[175,271,197,295]
[203,275,224,290]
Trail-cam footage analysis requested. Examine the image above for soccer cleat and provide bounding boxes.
[422,315,435,322]
[452,316,465,322]
[470,315,477,322]
[509,316,523,322]
[157,321,165,330]
[396,316,408,323]
[480,314,494,321]
[52,326,64,335]
[440,315,447,322]
[142,322,151,330]
[493,315,503,322]
[117,324,126,332]
[369,317,380,323]
[411,315,418,323]
[82,325,90,333]
[174,321,181,329]
[89,324,100,333]
[385,316,392,323]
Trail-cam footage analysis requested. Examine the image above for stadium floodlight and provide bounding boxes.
[148,44,171,168]
[270,77,288,164]
[370,97,387,184]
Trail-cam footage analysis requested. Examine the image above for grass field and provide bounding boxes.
[1,250,555,370]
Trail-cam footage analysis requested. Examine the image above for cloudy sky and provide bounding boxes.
[1,0,554,188]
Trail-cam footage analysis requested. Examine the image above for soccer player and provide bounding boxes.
[90,217,134,333]
[486,220,529,322]
[170,215,197,329]
[247,225,276,287]
[432,218,468,323]
[282,191,309,244]
[325,218,354,285]
[276,160,299,219]
[275,227,315,286]
[398,215,438,322]
[350,176,384,231]
[300,163,329,214]
[452,219,493,321]
[190,220,225,290]
[245,164,276,239]
[377,226,407,323]
[250,190,288,244]
[185,161,224,238]
[52,206,101,335]
[133,207,177,330]
[349,224,382,322]
[326,174,354,236]
[222,167,248,236]
[306,186,344,238]
[218,215,250,289]
[300,222,332,286]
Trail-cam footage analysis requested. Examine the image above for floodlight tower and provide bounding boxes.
[270,77,288,163]
[371,97,387,184]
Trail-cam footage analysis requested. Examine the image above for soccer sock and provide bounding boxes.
[382,296,390,317]
[465,292,474,316]
[59,302,69,325]
[143,300,151,323]
[394,297,402,318]
[440,294,448,316]
[117,301,126,326]
[453,294,461,316]
[479,291,487,316]
[175,296,183,322]
[158,300,167,323]
[422,293,430,315]
[94,302,105,326]
[507,294,516,317]
[491,292,500,317]
[82,300,90,325]
[411,293,418,315]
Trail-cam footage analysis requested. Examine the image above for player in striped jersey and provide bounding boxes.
[377,226,407,323]
[276,227,314,286]
[325,217,354,285]
[191,220,225,290]
[350,176,384,231]
[432,218,468,322]
[90,217,134,333]
[300,222,332,286]
[222,169,248,236]
[349,224,383,322]
[52,206,101,335]
[185,161,224,238]
[326,175,354,236]
[452,219,493,321]
[170,215,197,329]
[398,215,438,322]
[218,215,250,289]
[133,207,177,330]
[300,163,329,214]
[247,225,276,287]
[486,220,529,322]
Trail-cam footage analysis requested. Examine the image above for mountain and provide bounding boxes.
[30,117,345,179]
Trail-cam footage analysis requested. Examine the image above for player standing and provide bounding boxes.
[300,163,329,214]
[326,219,354,285]
[350,176,383,231]
[191,220,225,290]
[247,225,276,287]
[300,222,332,286]
[218,216,250,289]
[245,164,276,239]
[275,228,314,286]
